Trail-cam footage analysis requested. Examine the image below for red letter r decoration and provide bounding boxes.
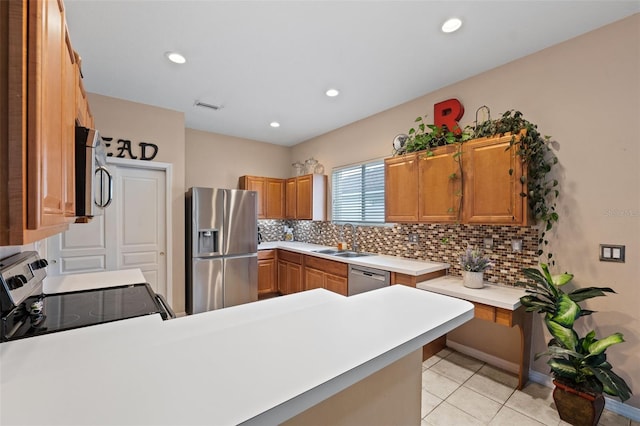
[434,98,465,134]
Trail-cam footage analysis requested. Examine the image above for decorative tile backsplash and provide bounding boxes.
[258,220,539,286]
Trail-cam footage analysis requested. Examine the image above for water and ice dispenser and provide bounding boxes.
[197,229,219,256]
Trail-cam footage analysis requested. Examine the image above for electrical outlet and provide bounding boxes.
[483,238,493,249]
[408,233,419,243]
[599,244,625,262]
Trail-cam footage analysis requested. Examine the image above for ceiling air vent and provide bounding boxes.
[194,101,223,111]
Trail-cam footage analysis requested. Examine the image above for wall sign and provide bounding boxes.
[103,137,158,161]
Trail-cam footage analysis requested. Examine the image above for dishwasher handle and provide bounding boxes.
[350,268,387,282]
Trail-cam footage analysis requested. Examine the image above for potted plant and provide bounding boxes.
[518,264,632,426]
[459,246,493,288]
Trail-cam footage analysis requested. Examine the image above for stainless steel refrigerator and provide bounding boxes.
[186,188,258,315]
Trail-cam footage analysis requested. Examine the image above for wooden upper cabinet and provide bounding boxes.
[1,0,85,245]
[296,174,313,219]
[265,178,285,219]
[296,174,327,221]
[62,26,76,218]
[75,67,94,128]
[385,136,528,226]
[385,153,419,222]
[30,0,67,229]
[239,176,285,219]
[462,133,528,225]
[418,145,461,223]
[285,177,297,219]
[239,176,266,218]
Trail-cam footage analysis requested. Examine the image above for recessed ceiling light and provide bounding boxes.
[270,121,280,128]
[441,18,462,33]
[165,51,186,64]
[326,88,340,97]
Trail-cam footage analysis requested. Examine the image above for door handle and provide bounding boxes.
[160,252,165,256]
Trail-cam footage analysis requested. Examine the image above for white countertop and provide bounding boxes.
[417,275,527,310]
[0,286,473,426]
[259,241,449,276]
[43,269,147,294]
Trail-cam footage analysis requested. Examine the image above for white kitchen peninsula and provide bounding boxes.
[1,285,473,425]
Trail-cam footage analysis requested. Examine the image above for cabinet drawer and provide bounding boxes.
[473,303,496,322]
[305,255,348,277]
[258,249,275,260]
[278,249,302,264]
[495,308,514,326]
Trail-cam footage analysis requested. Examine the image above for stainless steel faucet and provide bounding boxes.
[341,223,358,252]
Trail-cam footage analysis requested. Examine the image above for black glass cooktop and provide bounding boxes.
[2,283,166,341]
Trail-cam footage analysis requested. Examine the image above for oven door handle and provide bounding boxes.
[155,293,176,319]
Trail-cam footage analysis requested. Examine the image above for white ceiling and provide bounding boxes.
[64,1,639,147]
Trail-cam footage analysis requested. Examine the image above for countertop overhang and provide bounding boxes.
[1,285,473,425]
[258,241,449,276]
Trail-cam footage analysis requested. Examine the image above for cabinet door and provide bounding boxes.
[285,178,297,219]
[239,176,266,219]
[304,267,324,291]
[28,0,68,229]
[288,262,303,294]
[265,178,285,219]
[462,134,526,225]
[384,153,419,222]
[295,175,312,220]
[62,28,76,218]
[418,145,461,222]
[325,274,348,296]
[258,258,276,294]
[277,260,289,295]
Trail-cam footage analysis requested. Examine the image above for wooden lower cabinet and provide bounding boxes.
[304,267,325,291]
[324,273,348,296]
[277,250,303,295]
[304,255,348,296]
[258,250,277,295]
[391,270,446,287]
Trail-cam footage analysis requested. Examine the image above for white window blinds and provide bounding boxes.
[332,159,385,224]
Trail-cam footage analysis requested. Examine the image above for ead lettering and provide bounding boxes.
[103,137,159,161]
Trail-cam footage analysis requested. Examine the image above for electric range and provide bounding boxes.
[0,251,174,342]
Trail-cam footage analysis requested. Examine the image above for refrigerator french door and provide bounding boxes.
[186,188,258,315]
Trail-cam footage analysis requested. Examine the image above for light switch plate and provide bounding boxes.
[599,244,625,262]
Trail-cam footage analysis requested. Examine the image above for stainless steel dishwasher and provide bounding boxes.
[348,264,390,296]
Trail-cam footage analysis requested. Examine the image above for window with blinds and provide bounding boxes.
[332,159,385,224]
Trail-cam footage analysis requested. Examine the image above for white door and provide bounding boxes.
[47,161,169,298]
[105,166,166,295]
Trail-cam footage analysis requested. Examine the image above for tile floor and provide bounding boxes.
[421,348,638,426]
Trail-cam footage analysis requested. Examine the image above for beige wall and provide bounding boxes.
[83,15,639,408]
[185,128,291,189]
[87,93,187,313]
[292,14,640,407]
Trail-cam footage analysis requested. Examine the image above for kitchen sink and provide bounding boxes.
[311,249,373,258]
[333,251,373,258]
[312,249,340,254]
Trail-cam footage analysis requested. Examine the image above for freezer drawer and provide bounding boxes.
[224,255,258,307]
[188,258,224,314]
